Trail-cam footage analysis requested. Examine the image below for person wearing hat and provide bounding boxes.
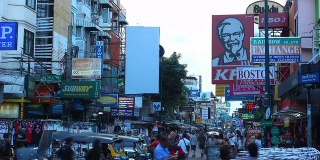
[57,137,74,160]
[154,136,178,160]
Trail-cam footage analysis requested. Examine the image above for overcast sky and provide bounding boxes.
[121,0,286,113]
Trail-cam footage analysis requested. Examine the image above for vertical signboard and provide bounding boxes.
[212,14,254,84]
[0,22,18,50]
[125,26,160,94]
[96,41,104,74]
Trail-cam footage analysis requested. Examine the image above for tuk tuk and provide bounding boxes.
[84,133,151,160]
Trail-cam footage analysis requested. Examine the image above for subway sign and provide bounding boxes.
[60,81,100,99]
[0,22,18,50]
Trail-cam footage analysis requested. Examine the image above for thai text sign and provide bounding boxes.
[230,83,263,96]
[0,22,18,50]
[72,58,101,79]
[250,37,301,63]
[236,66,275,85]
[60,81,100,98]
[118,96,134,108]
[258,12,288,29]
[96,94,118,107]
[298,72,320,84]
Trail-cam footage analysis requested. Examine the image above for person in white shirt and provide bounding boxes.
[178,133,191,158]
[229,134,237,159]
[189,131,197,157]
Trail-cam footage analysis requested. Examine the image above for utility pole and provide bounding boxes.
[64,25,73,122]
[264,0,270,116]
[264,0,272,148]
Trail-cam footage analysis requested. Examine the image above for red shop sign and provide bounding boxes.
[258,12,289,29]
[32,85,54,104]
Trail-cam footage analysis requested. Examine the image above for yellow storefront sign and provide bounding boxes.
[215,84,229,97]
[196,118,202,124]
[274,82,281,101]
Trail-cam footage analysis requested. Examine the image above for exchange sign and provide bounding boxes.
[250,37,301,63]
[236,66,275,85]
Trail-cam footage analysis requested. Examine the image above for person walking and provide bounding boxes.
[189,131,197,157]
[197,132,206,157]
[57,137,74,160]
[154,136,178,160]
[85,139,107,160]
[178,133,190,158]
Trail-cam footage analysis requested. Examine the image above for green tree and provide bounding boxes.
[158,52,188,114]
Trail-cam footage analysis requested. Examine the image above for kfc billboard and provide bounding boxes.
[212,14,254,84]
[236,66,276,85]
[259,12,288,29]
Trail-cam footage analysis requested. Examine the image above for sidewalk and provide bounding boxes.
[188,145,206,160]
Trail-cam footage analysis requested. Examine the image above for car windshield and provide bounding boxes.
[124,141,134,147]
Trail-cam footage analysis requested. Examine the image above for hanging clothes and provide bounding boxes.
[26,121,34,144]
[32,121,43,145]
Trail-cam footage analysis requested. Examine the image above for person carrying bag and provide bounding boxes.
[178,133,190,158]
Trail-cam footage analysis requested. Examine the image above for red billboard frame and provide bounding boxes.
[258,12,289,29]
[212,14,254,84]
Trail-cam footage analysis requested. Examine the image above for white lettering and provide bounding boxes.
[0,26,12,39]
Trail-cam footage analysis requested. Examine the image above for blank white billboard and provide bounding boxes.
[125,26,160,94]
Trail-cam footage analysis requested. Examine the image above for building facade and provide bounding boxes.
[0,0,127,121]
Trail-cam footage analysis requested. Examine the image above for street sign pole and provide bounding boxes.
[307,87,312,147]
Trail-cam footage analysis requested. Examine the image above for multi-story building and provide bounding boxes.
[0,0,128,120]
[277,0,320,147]
[0,0,38,119]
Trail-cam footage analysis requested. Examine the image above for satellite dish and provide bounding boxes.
[265,108,271,119]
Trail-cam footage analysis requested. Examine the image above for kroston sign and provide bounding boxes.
[236,66,275,85]
[250,37,301,63]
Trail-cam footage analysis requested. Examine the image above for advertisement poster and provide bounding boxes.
[212,14,254,84]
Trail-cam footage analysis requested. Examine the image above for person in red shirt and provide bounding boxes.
[149,135,161,148]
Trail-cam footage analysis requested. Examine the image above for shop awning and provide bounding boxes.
[4,98,31,103]
[271,110,307,119]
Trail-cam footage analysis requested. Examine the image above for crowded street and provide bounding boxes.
[1,0,320,159]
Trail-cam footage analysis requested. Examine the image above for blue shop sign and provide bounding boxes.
[52,105,63,115]
[298,72,320,84]
[225,87,254,101]
[0,22,18,50]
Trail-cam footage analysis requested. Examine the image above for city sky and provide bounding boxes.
[121,0,286,114]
